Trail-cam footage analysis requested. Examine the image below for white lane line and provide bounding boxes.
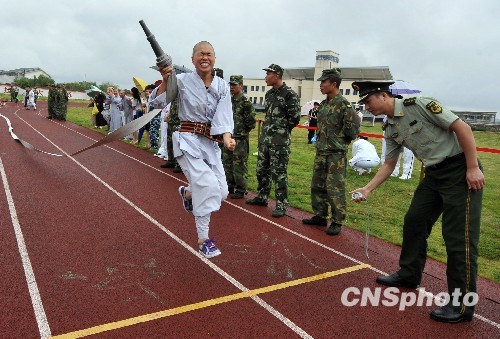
[17,111,500,330]
[15,113,313,338]
[0,157,52,338]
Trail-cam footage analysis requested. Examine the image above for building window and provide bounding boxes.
[345,89,350,95]
[262,86,265,92]
[243,85,248,93]
[353,90,358,95]
[251,86,255,91]
[339,89,344,95]
[259,97,263,104]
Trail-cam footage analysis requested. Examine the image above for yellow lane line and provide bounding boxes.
[52,263,370,338]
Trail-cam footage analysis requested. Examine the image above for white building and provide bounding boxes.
[0,67,52,84]
[242,50,393,112]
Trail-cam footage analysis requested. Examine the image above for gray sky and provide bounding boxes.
[2,0,499,113]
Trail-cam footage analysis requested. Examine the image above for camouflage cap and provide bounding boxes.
[262,64,284,77]
[213,67,224,79]
[352,80,395,102]
[229,75,243,84]
[317,68,342,81]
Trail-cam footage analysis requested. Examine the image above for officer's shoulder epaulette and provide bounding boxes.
[403,97,417,106]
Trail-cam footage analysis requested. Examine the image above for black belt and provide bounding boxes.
[426,152,465,171]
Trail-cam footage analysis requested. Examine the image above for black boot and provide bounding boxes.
[302,215,327,226]
[430,305,473,323]
[326,222,342,235]
[245,197,268,206]
[376,273,418,289]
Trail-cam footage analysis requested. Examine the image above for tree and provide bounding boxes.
[36,75,55,86]
[14,75,55,88]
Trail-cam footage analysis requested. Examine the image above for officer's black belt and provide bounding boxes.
[179,121,222,143]
[426,152,465,171]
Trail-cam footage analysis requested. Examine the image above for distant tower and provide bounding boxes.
[313,50,340,81]
[313,50,340,99]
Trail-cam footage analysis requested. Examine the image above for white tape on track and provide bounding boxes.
[0,108,162,157]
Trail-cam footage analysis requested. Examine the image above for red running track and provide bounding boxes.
[0,101,498,338]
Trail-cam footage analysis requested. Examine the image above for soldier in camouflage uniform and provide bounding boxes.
[160,98,182,172]
[246,64,300,218]
[9,85,18,102]
[223,75,256,199]
[302,69,360,235]
[55,86,69,121]
[47,85,55,119]
[47,86,68,121]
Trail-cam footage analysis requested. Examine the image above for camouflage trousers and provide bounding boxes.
[149,114,161,149]
[256,143,290,211]
[311,152,347,224]
[53,104,67,120]
[222,136,249,194]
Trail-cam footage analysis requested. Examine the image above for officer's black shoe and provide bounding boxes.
[430,306,473,323]
[272,209,286,218]
[245,197,268,206]
[302,215,327,226]
[160,161,176,168]
[376,273,418,289]
[326,222,342,235]
[173,165,183,173]
[231,192,244,199]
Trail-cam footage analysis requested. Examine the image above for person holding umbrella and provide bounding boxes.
[94,93,107,128]
[350,80,485,323]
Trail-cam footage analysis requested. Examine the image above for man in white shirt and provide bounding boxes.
[381,115,415,179]
[349,136,380,174]
[26,87,37,111]
[150,41,235,259]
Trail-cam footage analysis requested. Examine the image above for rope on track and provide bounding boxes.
[0,107,162,157]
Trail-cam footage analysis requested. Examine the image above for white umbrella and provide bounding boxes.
[301,100,321,116]
[389,80,421,95]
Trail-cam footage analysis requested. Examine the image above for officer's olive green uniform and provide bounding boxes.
[384,96,482,314]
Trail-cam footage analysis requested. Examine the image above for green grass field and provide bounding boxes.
[65,105,499,283]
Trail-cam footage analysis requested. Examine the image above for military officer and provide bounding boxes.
[350,80,484,323]
[246,64,301,218]
[302,68,360,235]
[223,75,256,199]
